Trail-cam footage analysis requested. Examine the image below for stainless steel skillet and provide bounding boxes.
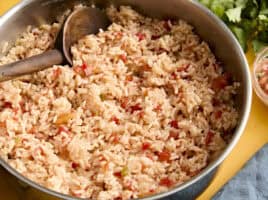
[0,0,252,199]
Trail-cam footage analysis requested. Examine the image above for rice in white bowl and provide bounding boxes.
[0,6,239,200]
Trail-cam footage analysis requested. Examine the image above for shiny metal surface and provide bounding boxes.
[0,6,109,82]
[0,49,63,82]
[63,6,110,64]
[0,0,252,199]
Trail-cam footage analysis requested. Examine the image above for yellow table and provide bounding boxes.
[1,1,268,200]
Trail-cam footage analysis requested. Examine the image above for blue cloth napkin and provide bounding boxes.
[213,144,268,200]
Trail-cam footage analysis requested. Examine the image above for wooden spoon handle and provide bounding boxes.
[0,49,63,82]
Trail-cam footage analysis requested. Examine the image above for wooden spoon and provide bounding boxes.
[0,7,110,82]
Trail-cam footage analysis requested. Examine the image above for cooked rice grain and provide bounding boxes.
[0,6,239,200]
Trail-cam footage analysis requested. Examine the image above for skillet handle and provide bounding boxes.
[0,49,63,82]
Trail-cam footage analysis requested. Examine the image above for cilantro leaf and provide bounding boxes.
[226,6,243,22]
[234,0,248,8]
[229,25,247,51]
[260,9,268,15]
[199,0,268,54]
[252,39,268,53]
[210,0,234,18]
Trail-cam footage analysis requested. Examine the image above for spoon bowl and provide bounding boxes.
[63,7,110,65]
[0,6,110,81]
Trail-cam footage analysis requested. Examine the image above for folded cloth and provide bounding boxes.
[213,144,268,200]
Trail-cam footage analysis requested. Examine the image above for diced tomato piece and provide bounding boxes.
[163,21,172,31]
[28,126,36,134]
[171,72,177,79]
[71,162,79,169]
[169,120,179,129]
[119,54,127,63]
[169,130,179,139]
[214,110,222,119]
[205,131,214,145]
[138,111,145,119]
[143,65,151,71]
[111,133,120,144]
[153,104,162,112]
[212,73,231,91]
[158,150,171,162]
[53,67,61,78]
[125,75,133,82]
[116,32,123,39]
[81,62,91,76]
[0,121,6,128]
[99,155,106,161]
[3,102,12,109]
[130,103,142,114]
[19,101,27,113]
[58,126,69,134]
[81,63,87,70]
[120,97,129,109]
[73,63,91,76]
[111,116,120,125]
[149,189,155,193]
[159,177,173,187]
[114,171,122,178]
[142,142,151,150]
[136,32,146,41]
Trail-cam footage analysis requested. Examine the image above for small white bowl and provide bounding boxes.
[252,47,268,105]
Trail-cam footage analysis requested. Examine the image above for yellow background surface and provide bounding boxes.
[1,1,268,200]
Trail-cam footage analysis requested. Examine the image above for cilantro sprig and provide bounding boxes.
[199,0,268,53]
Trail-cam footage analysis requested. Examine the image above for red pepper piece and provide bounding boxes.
[111,116,120,125]
[205,131,214,145]
[57,126,69,134]
[136,32,146,41]
[71,162,79,169]
[214,110,222,119]
[142,142,151,150]
[169,120,179,129]
[119,54,127,63]
[158,150,171,162]
[159,177,173,187]
[130,103,142,114]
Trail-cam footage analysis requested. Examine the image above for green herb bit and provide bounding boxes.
[121,166,128,177]
[100,94,107,101]
[14,137,21,145]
